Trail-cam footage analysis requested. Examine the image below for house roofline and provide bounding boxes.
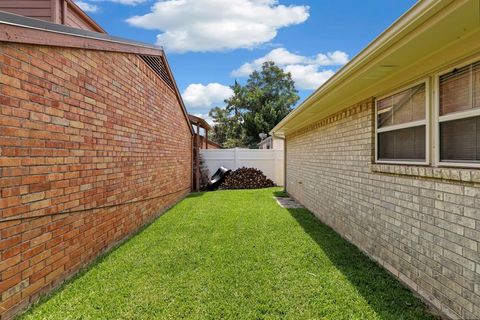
[64,0,106,33]
[0,10,162,56]
[257,136,271,148]
[162,55,194,136]
[270,0,455,137]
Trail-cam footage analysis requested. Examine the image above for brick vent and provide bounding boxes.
[138,55,175,91]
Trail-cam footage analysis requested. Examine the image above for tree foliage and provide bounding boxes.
[209,62,299,148]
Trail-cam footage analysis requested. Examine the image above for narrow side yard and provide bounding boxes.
[19,188,435,320]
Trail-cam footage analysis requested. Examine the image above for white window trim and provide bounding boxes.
[375,79,430,165]
[433,57,480,168]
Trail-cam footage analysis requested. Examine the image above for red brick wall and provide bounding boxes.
[0,43,192,319]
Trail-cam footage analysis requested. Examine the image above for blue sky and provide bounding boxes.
[76,0,416,122]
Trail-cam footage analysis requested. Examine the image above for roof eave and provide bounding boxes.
[270,0,452,136]
[0,10,163,56]
[162,55,195,136]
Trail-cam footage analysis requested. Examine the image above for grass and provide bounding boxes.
[19,188,435,320]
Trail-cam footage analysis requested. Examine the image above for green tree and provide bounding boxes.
[208,106,246,148]
[210,62,299,148]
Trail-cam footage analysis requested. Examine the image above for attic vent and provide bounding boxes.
[139,55,175,90]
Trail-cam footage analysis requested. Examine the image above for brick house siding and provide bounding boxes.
[0,0,105,33]
[0,43,192,319]
[285,99,480,319]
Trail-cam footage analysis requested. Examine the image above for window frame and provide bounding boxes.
[433,57,480,168]
[375,79,430,165]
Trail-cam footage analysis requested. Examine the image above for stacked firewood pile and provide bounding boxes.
[220,167,275,189]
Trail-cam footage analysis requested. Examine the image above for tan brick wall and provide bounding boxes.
[0,43,192,319]
[286,99,480,319]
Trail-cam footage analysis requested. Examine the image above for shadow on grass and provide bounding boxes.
[272,190,288,198]
[187,191,207,198]
[283,204,437,320]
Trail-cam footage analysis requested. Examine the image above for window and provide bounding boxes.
[437,61,480,165]
[376,82,428,164]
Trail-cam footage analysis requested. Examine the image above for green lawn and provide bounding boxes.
[19,188,435,320]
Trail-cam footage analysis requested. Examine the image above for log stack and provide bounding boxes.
[220,167,275,189]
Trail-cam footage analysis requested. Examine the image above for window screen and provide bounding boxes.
[439,61,480,163]
[439,62,480,116]
[376,83,427,163]
[440,116,480,162]
[377,83,426,128]
[378,125,426,161]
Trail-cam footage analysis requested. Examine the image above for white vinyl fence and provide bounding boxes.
[200,148,284,186]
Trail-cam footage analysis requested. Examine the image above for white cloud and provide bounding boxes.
[76,0,145,12]
[284,65,334,90]
[127,0,309,52]
[106,0,146,4]
[232,48,349,90]
[315,51,349,66]
[182,83,233,109]
[75,1,99,12]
